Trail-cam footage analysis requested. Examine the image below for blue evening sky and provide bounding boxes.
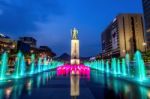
[0,0,143,56]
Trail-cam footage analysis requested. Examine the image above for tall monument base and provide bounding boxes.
[71,59,80,65]
[71,39,80,65]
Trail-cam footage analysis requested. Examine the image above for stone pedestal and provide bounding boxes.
[71,40,80,65]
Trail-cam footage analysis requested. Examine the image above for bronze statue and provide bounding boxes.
[72,28,78,39]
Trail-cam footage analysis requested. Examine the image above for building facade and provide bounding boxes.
[19,37,36,48]
[102,14,145,59]
[39,46,56,58]
[17,41,30,53]
[0,33,16,54]
[17,37,37,53]
[142,0,150,49]
[101,24,112,59]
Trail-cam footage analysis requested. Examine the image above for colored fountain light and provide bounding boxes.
[101,60,104,72]
[0,52,8,80]
[14,51,26,78]
[57,64,90,76]
[84,50,147,83]
[20,56,26,77]
[117,59,121,75]
[30,54,35,75]
[106,61,110,73]
[125,53,130,76]
[134,51,146,81]
[59,29,89,76]
[37,58,42,73]
[122,58,127,76]
[112,58,117,75]
[0,50,63,81]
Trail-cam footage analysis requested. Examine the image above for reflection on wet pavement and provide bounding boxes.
[0,70,150,99]
[70,74,79,99]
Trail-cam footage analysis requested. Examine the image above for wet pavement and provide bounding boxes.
[0,70,150,99]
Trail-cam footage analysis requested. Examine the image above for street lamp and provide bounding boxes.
[30,50,34,53]
[142,42,147,52]
[122,49,126,57]
[12,44,15,48]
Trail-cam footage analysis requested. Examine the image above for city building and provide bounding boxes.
[101,14,145,59]
[39,46,56,57]
[101,24,112,59]
[0,33,16,54]
[17,41,30,53]
[142,0,150,49]
[19,37,37,48]
[17,37,37,53]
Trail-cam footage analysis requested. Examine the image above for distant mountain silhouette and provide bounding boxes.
[56,53,90,62]
[57,53,70,61]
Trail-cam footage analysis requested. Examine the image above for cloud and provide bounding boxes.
[0,0,64,35]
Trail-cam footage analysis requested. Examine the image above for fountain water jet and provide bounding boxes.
[111,58,117,74]
[126,54,130,76]
[30,54,35,74]
[14,52,22,78]
[0,52,8,80]
[43,58,47,71]
[134,51,146,81]
[106,61,109,73]
[20,56,26,77]
[117,59,121,75]
[122,58,127,76]
[102,60,104,72]
[37,58,42,73]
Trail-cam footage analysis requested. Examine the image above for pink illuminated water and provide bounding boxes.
[57,64,90,76]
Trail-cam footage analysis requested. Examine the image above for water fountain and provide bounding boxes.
[93,61,97,70]
[134,51,146,81]
[43,58,47,71]
[106,61,109,73]
[0,52,8,80]
[117,59,121,75]
[97,61,100,70]
[102,60,104,72]
[96,61,98,70]
[49,61,53,70]
[125,54,130,76]
[111,58,117,75]
[14,52,22,78]
[121,58,127,76]
[0,50,63,81]
[47,60,51,70]
[57,64,90,76]
[30,54,35,75]
[37,58,42,73]
[20,56,26,77]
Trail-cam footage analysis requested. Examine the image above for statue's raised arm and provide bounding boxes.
[72,28,78,39]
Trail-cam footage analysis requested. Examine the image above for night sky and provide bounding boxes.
[0,0,143,57]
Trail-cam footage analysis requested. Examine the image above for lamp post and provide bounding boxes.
[143,42,147,52]
[122,49,126,57]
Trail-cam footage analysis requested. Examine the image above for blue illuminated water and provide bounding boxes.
[0,70,150,99]
[0,52,8,80]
